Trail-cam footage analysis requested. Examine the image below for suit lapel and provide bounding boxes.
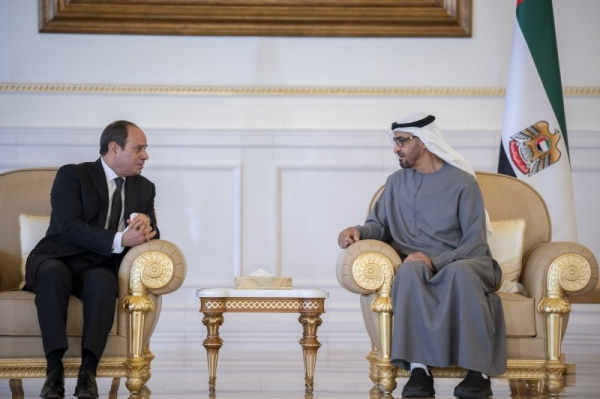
[91,159,110,228]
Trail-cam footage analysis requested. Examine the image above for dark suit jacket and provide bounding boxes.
[25,158,159,288]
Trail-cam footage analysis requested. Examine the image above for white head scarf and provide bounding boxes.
[389,112,493,238]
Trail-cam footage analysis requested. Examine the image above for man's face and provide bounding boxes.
[393,131,421,169]
[111,126,149,177]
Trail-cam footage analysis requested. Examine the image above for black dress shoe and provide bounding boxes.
[401,367,435,397]
[73,370,99,399]
[453,370,493,398]
[40,368,65,398]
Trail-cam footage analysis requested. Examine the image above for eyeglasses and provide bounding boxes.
[392,135,415,147]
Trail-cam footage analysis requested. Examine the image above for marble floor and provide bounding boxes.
[1,349,599,399]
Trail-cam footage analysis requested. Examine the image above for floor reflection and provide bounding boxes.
[2,352,599,399]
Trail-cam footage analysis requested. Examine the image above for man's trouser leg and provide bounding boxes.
[73,266,118,360]
[31,259,72,356]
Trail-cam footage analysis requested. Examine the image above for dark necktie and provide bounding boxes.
[108,177,124,231]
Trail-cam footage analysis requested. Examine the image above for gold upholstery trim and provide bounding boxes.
[0,356,139,378]
[393,361,550,379]
[1,84,599,96]
[201,298,325,312]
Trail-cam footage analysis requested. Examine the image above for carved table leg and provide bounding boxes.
[298,312,323,394]
[202,312,224,393]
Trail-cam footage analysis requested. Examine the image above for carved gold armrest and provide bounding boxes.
[118,239,187,298]
[336,239,402,394]
[117,239,187,393]
[521,241,598,306]
[336,239,402,295]
[520,241,597,394]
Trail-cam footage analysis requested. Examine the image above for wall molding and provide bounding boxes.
[1,83,599,97]
[1,126,598,145]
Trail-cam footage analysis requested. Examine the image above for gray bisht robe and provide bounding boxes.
[357,162,506,376]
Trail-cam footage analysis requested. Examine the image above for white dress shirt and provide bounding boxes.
[100,158,126,254]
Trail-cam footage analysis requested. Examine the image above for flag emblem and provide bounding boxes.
[508,121,562,176]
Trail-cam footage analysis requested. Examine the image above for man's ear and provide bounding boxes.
[107,142,119,157]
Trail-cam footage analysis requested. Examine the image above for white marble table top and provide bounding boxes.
[196,288,329,299]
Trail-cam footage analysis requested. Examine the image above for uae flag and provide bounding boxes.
[498,0,578,242]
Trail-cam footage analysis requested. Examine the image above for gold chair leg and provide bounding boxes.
[537,254,591,395]
[202,312,224,393]
[375,360,397,396]
[298,313,323,395]
[9,379,24,399]
[108,377,121,399]
[142,347,155,383]
[122,298,153,394]
[373,303,397,394]
[366,347,383,395]
[544,312,566,394]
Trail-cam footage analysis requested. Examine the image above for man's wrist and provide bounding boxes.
[112,231,125,254]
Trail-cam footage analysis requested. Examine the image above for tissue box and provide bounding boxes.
[235,276,293,290]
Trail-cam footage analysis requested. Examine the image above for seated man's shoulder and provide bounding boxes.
[57,161,97,177]
[435,165,479,194]
[443,164,475,180]
[59,160,96,170]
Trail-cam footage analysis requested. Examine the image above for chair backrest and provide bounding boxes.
[366,171,551,257]
[0,168,57,291]
[475,171,551,255]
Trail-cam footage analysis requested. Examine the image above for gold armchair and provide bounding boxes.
[0,168,187,396]
[336,171,598,395]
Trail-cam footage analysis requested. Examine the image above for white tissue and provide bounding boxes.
[124,213,138,232]
[249,269,273,277]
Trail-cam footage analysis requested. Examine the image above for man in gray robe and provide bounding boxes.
[338,113,506,398]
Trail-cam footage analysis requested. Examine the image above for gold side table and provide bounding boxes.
[196,288,329,394]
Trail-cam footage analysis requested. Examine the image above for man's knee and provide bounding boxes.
[79,267,118,296]
[31,259,71,292]
[397,261,428,277]
[395,261,430,288]
[443,261,479,282]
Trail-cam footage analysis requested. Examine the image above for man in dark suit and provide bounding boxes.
[25,120,159,399]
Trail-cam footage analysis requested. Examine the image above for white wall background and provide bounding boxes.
[1,0,599,356]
